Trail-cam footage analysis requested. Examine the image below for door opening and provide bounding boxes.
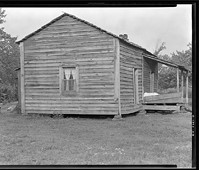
[150,71,154,93]
[133,68,139,104]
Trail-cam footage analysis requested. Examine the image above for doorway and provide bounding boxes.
[150,71,154,93]
[133,68,139,104]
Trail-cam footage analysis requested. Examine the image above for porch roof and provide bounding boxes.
[143,52,190,72]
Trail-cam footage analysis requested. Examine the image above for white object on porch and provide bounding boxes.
[143,92,159,97]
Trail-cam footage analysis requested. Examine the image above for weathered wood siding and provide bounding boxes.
[23,15,118,115]
[143,57,158,93]
[119,42,143,114]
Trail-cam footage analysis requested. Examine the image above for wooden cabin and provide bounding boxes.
[16,13,189,116]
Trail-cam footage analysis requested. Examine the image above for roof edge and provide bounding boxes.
[143,53,190,72]
[16,12,145,51]
[16,13,67,44]
[16,12,190,72]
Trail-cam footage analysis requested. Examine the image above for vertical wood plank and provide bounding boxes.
[177,68,179,92]
[141,55,144,101]
[152,72,154,93]
[59,66,62,95]
[19,42,26,115]
[186,71,189,104]
[156,63,159,92]
[132,68,135,104]
[18,69,21,110]
[135,69,139,104]
[114,38,121,116]
[181,70,184,102]
[76,66,79,92]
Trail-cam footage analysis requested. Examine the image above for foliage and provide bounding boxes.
[171,43,192,83]
[158,67,177,89]
[0,9,6,26]
[157,87,192,98]
[0,30,20,84]
[154,42,192,90]
[153,42,166,56]
[0,8,20,102]
[0,83,18,103]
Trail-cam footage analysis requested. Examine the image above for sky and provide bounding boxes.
[2,6,192,55]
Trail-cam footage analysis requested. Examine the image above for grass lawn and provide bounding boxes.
[0,103,192,167]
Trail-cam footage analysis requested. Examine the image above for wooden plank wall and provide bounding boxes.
[23,15,118,115]
[143,57,158,93]
[119,42,143,114]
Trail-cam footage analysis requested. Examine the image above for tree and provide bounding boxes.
[0,8,20,102]
[0,31,20,85]
[0,8,6,27]
[153,41,166,56]
[171,43,192,84]
[153,41,192,90]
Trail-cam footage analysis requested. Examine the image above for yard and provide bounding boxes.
[0,102,192,167]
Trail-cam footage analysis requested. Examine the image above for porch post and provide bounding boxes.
[114,38,121,116]
[176,68,179,92]
[186,71,189,104]
[181,70,184,102]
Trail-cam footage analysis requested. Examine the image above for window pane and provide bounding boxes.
[64,68,76,80]
[62,79,68,91]
[64,69,71,80]
[64,79,67,90]
[71,69,76,80]
[62,67,76,92]
[69,79,75,91]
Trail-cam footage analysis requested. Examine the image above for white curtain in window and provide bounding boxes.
[64,68,76,80]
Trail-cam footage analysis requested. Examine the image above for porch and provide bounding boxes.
[142,53,191,112]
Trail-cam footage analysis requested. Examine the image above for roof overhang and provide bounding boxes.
[143,53,190,72]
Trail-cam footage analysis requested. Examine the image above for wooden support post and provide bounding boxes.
[186,71,189,104]
[181,70,184,102]
[156,63,159,92]
[133,68,135,104]
[114,38,121,117]
[133,68,139,104]
[142,55,144,101]
[17,69,21,111]
[19,42,26,115]
[135,69,139,104]
[177,68,179,92]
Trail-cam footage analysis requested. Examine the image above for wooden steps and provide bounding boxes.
[143,104,181,112]
[142,92,185,112]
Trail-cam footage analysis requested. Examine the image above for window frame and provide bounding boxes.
[59,63,79,96]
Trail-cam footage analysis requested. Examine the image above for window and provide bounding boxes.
[63,67,76,91]
[60,65,79,96]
